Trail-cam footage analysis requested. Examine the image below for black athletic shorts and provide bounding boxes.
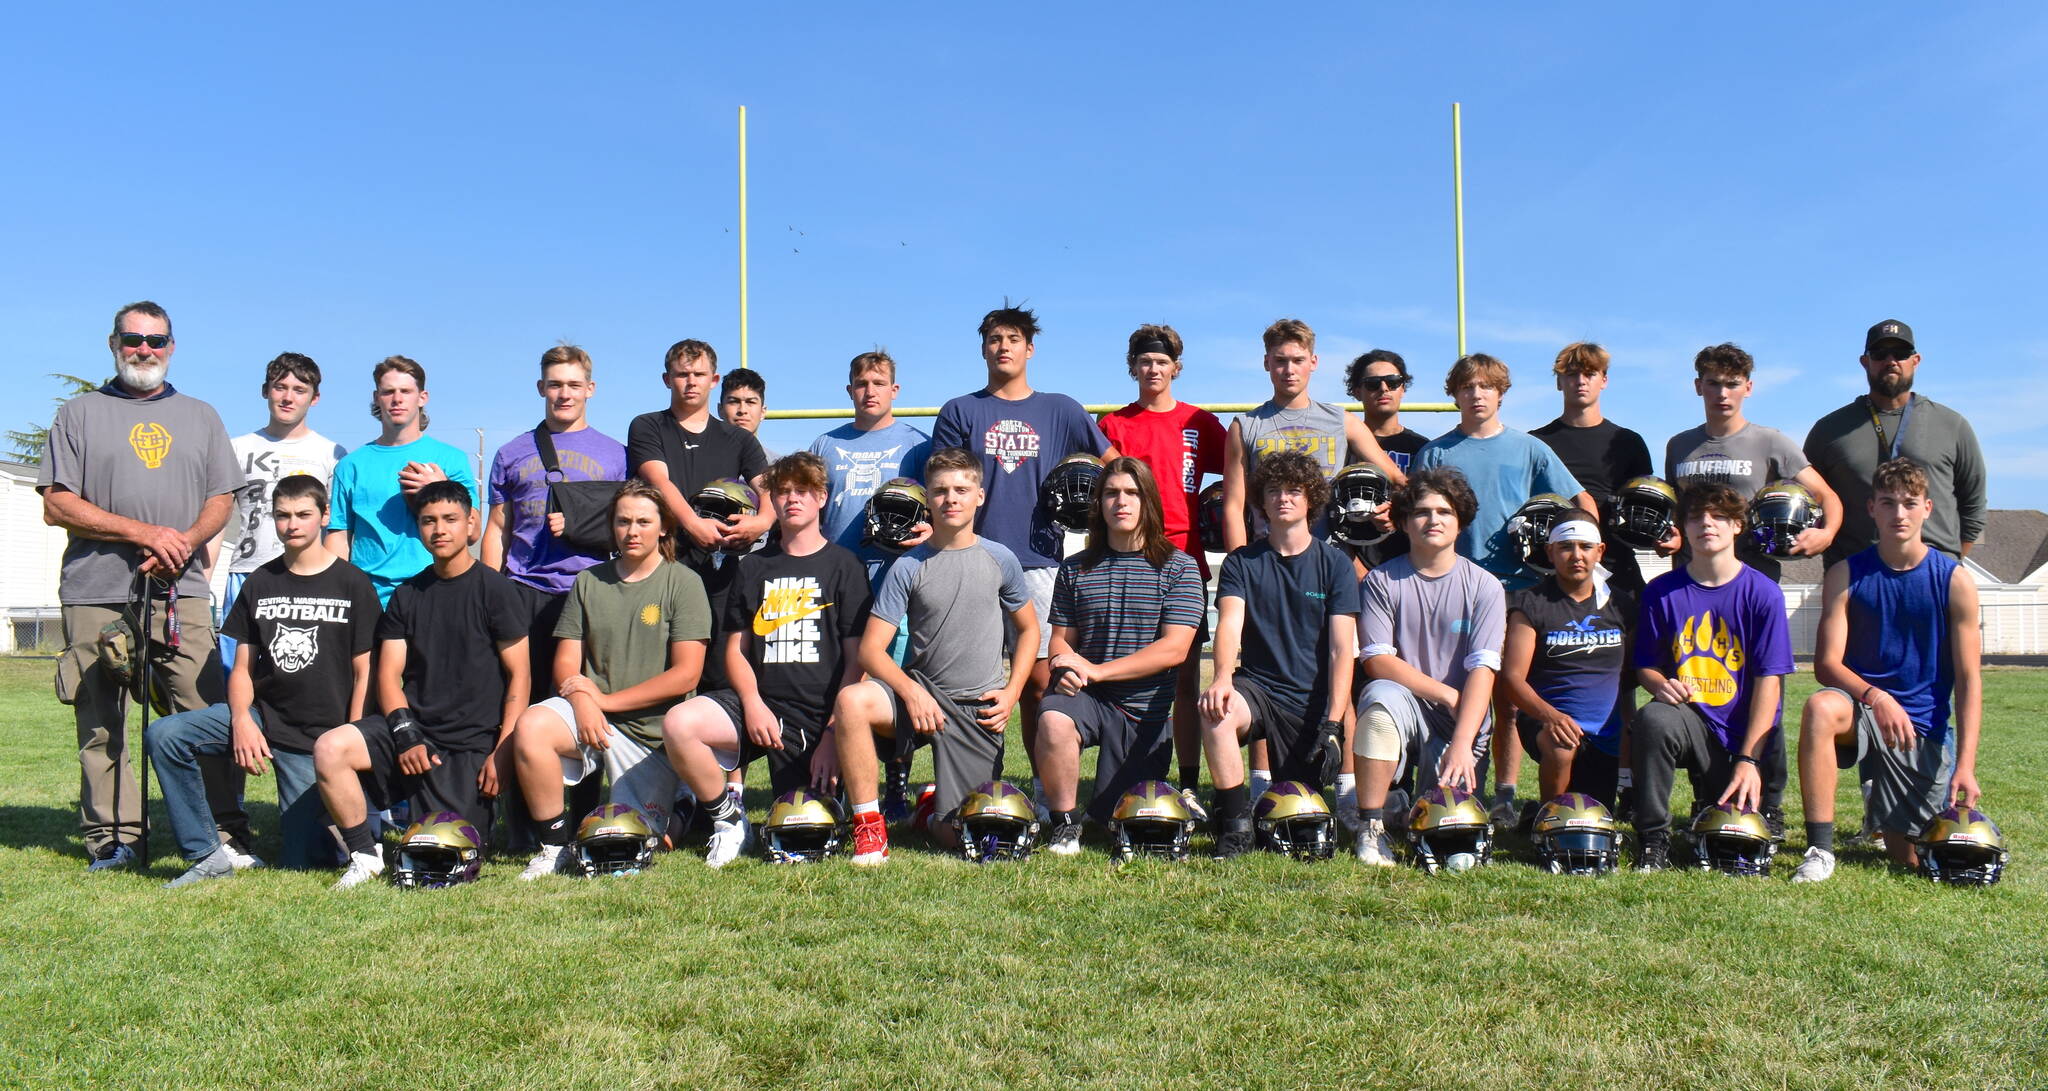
[356,714,495,836]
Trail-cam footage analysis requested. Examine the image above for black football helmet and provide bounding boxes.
[392,811,484,889]
[1196,482,1227,554]
[1109,780,1197,863]
[1041,454,1105,534]
[1327,463,1393,547]
[1690,803,1775,876]
[1408,787,1493,874]
[1506,493,1575,572]
[1531,793,1621,875]
[863,477,928,553]
[574,803,658,877]
[955,781,1041,862]
[1747,481,1821,557]
[1918,805,2008,886]
[762,788,847,863]
[1607,476,1679,550]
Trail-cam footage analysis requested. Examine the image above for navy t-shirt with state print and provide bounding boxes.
[932,389,1110,569]
[375,562,530,752]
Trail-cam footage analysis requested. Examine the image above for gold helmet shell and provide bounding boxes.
[863,478,929,552]
[393,811,484,888]
[955,780,1040,862]
[1407,787,1493,874]
[1041,453,1106,534]
[1918,805,2008,886]
[1532,793,1620,875]
[574,803,658,877]
[1508,493,1576,573]
[1609,475,1679,550]
[1255,780,1336,860]
[763,788,846,863]
[1690,803,1775,876]
[1747,480,1822,557]
[1109,780,1195,863]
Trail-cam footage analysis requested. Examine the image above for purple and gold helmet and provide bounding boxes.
[1918,805,2008,886]
[763,789,846,864]
[393,811,483,889]
[1608,476,1678,550]
[1532,793,1620,875]
[1328,463,1393,547]
[693,476,761,520]
[1747,480,1821,557]
[575,803,658,877]
[863,478,929,553]
[1040,454,1105,534]
[1690,802,1775,876]
[1109,780,1196,863]
[1196,482,1227,554]
[1507,493,1575,573]
[1255,780,1335,861]
[955,780,1040,862]
[1408,786,1493,874]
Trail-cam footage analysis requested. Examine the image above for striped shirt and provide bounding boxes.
[1049,548,1206,722]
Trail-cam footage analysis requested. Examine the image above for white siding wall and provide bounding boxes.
[1,469,69,653]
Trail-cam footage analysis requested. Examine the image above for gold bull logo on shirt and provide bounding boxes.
[128,422,173,469]
[1671,609,1745,707]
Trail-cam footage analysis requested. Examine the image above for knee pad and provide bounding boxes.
[1359,704,1402,763]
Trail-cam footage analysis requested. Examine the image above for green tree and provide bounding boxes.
[6,373,102,464]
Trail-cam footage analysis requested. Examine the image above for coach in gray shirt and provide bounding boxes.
[1804,319,1986,566]
[38,301,243,870]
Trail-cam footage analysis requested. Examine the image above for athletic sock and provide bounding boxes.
[1806,821,1835,854]
[339,821,376,857]
[1215,784,1252,823]
[852,800,880,817]
[1493,783,1517,807]
[534,813,571,848]
[1179,763,1201,791]
[1335,773,1357,792]
[1050,809,1079,828]
[709,792,743,825]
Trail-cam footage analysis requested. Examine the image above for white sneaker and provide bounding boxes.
[705,813,750,868]
[1248,772,1271,803]
[1178,787,1209,823]
[520,843,568,881]
[1353,819,1397,868]
[86,843,138,872]
[1334,783,1363,834]
[331,848,385,890]
[223,844,267,871]
[1791,846,1837,884]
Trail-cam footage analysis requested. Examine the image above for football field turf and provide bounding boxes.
[0,656,2041,1089]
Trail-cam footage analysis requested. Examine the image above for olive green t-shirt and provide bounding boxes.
[555,559,711,745]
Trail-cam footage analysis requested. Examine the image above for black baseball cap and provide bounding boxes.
[1865,319,1915,354]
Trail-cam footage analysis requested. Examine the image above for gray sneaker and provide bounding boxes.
[165,847,237,889]
[1334,783,1363,834]
[87,842,138,872]
[519,843,569,881]
[1791,846,1837,884]
[1353,819,1397,868]
[223,843,267,871]
[1045,822,1083,856]
[1178,787,1209,823]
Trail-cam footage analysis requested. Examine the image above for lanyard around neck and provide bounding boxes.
[1864,393,1915,461]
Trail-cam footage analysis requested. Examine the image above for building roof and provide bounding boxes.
[1779,555,1826,586]
[0,459,41,482]
[1972,509,2048,585]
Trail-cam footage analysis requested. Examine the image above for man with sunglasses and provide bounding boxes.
[1803,320,1986,566]
[39,301,244,871]
[1341,349,1431,572]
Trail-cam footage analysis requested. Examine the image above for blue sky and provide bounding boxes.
[7,5,2045,509]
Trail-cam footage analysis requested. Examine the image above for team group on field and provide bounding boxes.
[38,300,2009,888]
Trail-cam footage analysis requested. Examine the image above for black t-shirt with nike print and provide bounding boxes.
[220,556,382,751]
[718,542,872,730]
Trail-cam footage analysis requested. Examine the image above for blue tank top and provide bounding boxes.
[1844,546,1957,742]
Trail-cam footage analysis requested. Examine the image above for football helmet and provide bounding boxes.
[1747,480,1821,557]
[1690,802,1775,876]
[1196,482,1227,554]
[1408,787,1493,874]
[1254,781,1336,861]
[573,803,658,877]
[1607,475,1679,550]
[1918,805,2008,886]
[1506,493,1575,572]
[862,477,929,552]
[1040,453,1105,534]
[1109,779,1196,863]
[392,811,484,888]
[1531,793,1621,875]
[693,477,762,523]
[763,788,847,863]
[1327,463,1393,547]
[955,780,1041,862]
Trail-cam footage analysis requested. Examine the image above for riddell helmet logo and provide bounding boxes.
[984,420,1040,472]
[128,422,173,469]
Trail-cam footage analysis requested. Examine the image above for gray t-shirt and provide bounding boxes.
[38,385,242,604]
[1803,395,1986,566]
[1664,421,1810,581]
[1239,399,1348,480]
[871,537,1031,701]
[1359,554,1507,740]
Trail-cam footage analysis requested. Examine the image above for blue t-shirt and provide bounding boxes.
[932,389,1110,569]
[1844,546,1958,742]
[326,435,479,604]
[1217,538,1362,719]
[807,419,932,563]
[1635,564,1794,753]
[1413,426,1582,584]
[487,427,628,596]
[1049,548,1206,723]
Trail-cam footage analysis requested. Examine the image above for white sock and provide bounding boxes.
[1335,773,1357,792]
[853,800,880,816]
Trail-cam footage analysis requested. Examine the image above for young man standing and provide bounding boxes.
[1034,457,1205,852]
[1529,342,1658,591]
[1341,348,1431,571]
[147,476,380,883]
[829,447,1038,863]
[932,305,1111,808]
[808,349,933,581]
[1791,459,1982,882]
[1630,483,1795,870]
[1200,451,1360,858]
[314,481,531,889]
[1351,468,1508,865]
[719,367,774,459]
[665,454,871,866]
[215,353,347,668]
[1096,324,1225,809]
[325,356,479,606]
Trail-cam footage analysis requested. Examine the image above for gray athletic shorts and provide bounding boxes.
[867,678,1005,820]
[1041,689,1172,823]
[1003,566,1058,660]
[1826,687,1957,838]
[1354,678,1492,793]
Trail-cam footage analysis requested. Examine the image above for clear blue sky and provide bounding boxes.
[7,5,2044,509]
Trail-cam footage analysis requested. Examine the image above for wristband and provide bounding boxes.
[1860,685,1878,707]
[1733,754,1760,768]
[389,708,425,752]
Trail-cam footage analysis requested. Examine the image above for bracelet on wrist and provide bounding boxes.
[1733,754,1760,768]
[1860,685,1878,707]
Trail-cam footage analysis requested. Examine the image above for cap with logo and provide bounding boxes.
[1865,319,1915,354]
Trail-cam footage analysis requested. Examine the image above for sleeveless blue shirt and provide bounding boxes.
[1844,546,1958,742]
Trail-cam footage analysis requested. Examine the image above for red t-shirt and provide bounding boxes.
[1099,401,1228,571]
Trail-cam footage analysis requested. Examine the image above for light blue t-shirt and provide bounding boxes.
[808,419,932,564]
[1413,426,1581,584]
[327,435,479,604]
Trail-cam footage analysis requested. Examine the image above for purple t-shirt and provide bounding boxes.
[487,427,627,595]
[1634,564,1794,752]
[932,389,1109,568]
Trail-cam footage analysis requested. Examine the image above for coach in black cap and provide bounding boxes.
[1803,319,1986,565]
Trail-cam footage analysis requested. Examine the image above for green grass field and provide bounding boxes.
[0,656,2041,1090]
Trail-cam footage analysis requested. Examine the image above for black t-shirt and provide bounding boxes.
[221,557,381,751]
[376,562,530,752]
[1351,428,1431,571]
[719,542,873,730]
[1506,576,1635,753]
[1529,417,1654,589]
[625,410,769,574]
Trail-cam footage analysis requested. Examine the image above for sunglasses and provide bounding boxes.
[116,333,171,349]
[1355,375,1411,392]
[1868,347,1914,362]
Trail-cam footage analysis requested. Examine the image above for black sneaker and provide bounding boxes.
[1211,819,1255,860]
[1614,787,1636,824]
[880,761,912,824]
[1760,806,1787,843]
[1635,830,1671,872]
[1516,800,1541,836]
[1045,822,1083,856]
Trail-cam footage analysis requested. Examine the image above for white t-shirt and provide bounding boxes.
[227,429,347,573]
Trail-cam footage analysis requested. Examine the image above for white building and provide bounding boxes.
[1,459,69,653]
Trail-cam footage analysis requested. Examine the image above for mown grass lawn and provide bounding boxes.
[0,656,2041,1090]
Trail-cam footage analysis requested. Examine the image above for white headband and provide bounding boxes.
[1548,519,1602,545]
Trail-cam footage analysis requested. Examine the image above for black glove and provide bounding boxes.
[388,708,427,754]
[1312,719,1345,785]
